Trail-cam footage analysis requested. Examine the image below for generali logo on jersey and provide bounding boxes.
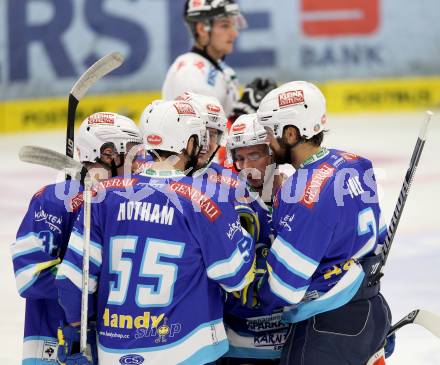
[173,102,196,116]
[68,178,138,212]
[169,182,221,221]
[207,103,221,113]
[146,134,162,145]
[278,90,305,108]
[300,162,335,208]
[208,173,239,188]
[87,113,115,125]
[339,151,359,161]
[232,123,246,132]
[97,177,138,190]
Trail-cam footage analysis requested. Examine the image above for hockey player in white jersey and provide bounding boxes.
[162,0,244,117]
[10,112,142,365]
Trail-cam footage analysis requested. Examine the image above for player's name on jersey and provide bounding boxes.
[116,201,174,225]
[102,307,165,330]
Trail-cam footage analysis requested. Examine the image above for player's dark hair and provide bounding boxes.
[307,131,325,147]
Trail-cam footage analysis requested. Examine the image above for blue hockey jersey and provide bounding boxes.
[259,148,388,323]
[56,172,255,365]
[10,180,82,365]
[197,163,289,359]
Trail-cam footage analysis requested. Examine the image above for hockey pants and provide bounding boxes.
[280,293,392,365]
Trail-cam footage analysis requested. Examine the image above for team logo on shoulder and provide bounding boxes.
[300,162,335,209]
[88,112,115,125]
[146,134,163,146]
[173,102,196,116]
[119,354,144,364]
[278,90,305,108]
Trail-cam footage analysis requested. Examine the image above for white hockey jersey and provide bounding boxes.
[162,49,239,117]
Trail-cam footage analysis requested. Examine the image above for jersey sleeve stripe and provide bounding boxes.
[70,231,102,266]
[268,268,307,305]
[15,263,40,294]
[56,260,97,293]
[220,265,255,292]
[206,247,245,281]
[10,233,43,259]
[282,263,365,323]
[271,236,318,279]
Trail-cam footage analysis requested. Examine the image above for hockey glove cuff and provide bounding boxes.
[57,322,97,365]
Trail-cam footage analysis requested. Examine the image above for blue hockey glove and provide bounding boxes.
[57,322,97,365]
[384,333,396,358]
[234,204,260,243]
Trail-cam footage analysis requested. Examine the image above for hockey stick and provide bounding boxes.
[80,175,92,354]
[66,52,124,166]
[388,309,440,339]
[19,145,93,356]
[380,111,433,267]
[19,145,83,180]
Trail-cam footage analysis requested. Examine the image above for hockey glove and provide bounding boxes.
[233,243,270,308]
[57,322,97,365]
[234,204,260,243]
[384,333,396,358]
[233,77,278,116]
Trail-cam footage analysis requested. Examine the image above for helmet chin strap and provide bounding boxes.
[185,146,203,176]
[95,155,123,178]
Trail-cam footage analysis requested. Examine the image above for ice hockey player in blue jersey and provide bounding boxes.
[217,114,287,365]
[247,81,392,365]
[56,99,256,365]
[10,112,142,365]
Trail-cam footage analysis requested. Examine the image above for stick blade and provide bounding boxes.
[414,310,440,339]
[19,145,83,180]
[70,52,124,100]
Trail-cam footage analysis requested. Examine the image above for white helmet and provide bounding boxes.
[76,112,142,163]
[140,99,208,154]
[257,81,327,139]
[176,91,227,145]
[226,113,269,163]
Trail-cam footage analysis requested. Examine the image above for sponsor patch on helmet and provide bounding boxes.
[146,134,163,145]
[232,123,246,132]
[207,103,221,113]
[190,0,203,9]
[119,354,145,365]
[173,102,196,116]
[321,114,327,124]
[88,113,115,125]
[278,90,305,108]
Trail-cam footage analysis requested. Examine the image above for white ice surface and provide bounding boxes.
[0,111,439,364]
